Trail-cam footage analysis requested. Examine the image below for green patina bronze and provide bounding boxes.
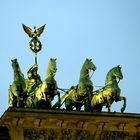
[34,58,60,109]
[22,24,46,64]
[91,65,126,112]
[8,24,127,113]
[54,59,96,111]
[8,59,27,107]
[8,58,59,109]
[25,64,42,108]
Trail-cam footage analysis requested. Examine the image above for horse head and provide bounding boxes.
[11,58,24,79]
[115,65,123,80]
[46,58,57,78]
[105,65,123,85]
[11,59,20,72]
[84,58,96,72]
[111,65,123,82]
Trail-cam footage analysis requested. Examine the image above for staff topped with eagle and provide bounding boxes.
[22,24,46,64]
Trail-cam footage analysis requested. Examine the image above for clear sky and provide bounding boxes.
[0,0,140,116]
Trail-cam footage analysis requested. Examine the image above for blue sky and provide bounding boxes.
[0,0,140,116]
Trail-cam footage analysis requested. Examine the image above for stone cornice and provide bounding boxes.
[1,107,140,132]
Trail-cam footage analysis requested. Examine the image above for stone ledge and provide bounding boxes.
[1,107,140,118]
[1,107,140,132]
[0,108,140,140]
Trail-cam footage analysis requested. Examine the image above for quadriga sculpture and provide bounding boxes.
[34,58,60,109]
[8,59,27,107]
[55,59,96,111]
[91,65,126,112]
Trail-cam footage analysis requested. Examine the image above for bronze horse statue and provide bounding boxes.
[91,65,126,112]
[35,58,60,109]
[8,59,27,107]
[54,59,96,111]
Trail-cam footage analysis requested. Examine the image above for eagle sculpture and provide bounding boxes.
[22,24,46,38]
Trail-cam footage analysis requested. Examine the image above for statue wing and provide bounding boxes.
[36,24,46,37]
[22,24,34,37]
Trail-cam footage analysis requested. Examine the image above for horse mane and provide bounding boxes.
[46,58,57,78]
[105,66,122,85]
[12,59,25,80]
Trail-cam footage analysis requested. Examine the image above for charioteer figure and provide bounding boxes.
[26,64,42,108]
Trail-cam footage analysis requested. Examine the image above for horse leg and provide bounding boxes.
[106,102,111,112]
[107,105,111,112]
[45,98,52,109]
[16,92,20,107]
[85,102,90,111]
[26,96,34,108]
[65,99,73,110]
[85,94,92,111]
[91,104,103,112]
[8,87,14,107]
[76,104,81,111]
[15,90,24,107]
[91,97,96,112]
[106,97,111,112]
[115,96,126,113]
[57,91,61,109]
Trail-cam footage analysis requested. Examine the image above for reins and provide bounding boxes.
[57,87,69,93]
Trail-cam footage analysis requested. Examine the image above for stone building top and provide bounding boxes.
[0,107,140,140]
